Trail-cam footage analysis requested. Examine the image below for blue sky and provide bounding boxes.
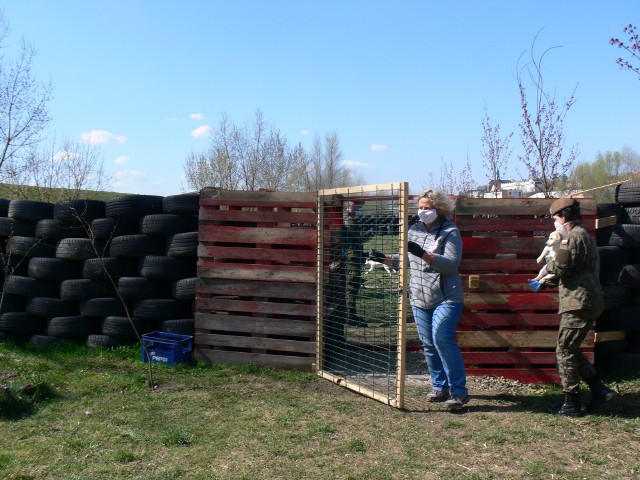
[3,1,639,196]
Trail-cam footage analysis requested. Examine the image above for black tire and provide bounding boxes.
[35,219,88,240]
[162,193,200,214]
[0,312,45,335]
[86,334,123,349]
[26,297,79,318]
[615,182,640,204]
[600,262,626,286]
[594,339,627,358]
[597,307,640,332]
[29,334,64,348]
[82,257,137,280]
[8,200,54,221]
[597,224,640,247]
[621,204,640,225]
[0,217,36,237]
[598,246,628,266]
[117,276,171,300]
[133,298,191,321]
[28,257,82,281]
[607,352,640,370]
[56,238,104,260]
[60,279,115,301]
[101,315,154,340]
[597,202,622,221]
[0,254,29,276]
[80,297,128,317]
[6,236,56,258]
[0,293,27,314]
[627,332,640,353]
[628,247,640,263]
[618,264,640,288]
[53,200,106,222]
[172,277,196,300]
[166,232,198,257]
[47,316,98,339]
[138,255,196,281]
[141,214,198,236]
[109,234,165,258]
[160,319,195,336]
[0,199,10,217]
[90,217,140,239]
[601,285,631,311]
[3,275,58,298]
[105,195,164,218]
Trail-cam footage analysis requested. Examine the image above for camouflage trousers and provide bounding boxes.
[556,308,601,393]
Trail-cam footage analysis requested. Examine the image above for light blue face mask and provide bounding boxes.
[418,208,437,224]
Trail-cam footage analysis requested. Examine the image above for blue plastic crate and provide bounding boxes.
[141,331,193,365]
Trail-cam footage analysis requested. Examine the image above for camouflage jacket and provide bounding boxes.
[545,224,604,314]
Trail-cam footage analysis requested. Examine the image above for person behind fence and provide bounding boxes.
[529,197,617,416]
[341,200,367,327]
[371,190,467,410]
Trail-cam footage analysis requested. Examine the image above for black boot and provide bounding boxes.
[586,376,617,412]
[547,392,583,417]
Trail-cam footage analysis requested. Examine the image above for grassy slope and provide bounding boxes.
[1,341,639,480]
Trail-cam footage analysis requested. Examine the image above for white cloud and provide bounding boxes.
[81,129,127,145]
[343,160,372,168]
[370,143,388,152]
[114,169,147,182]
[190,113,204,120]
[191,125,213,138]
[299,129,310,136]
[52,150,79,162]
[114,156,131,165]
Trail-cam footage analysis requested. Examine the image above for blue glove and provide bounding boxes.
[528,279,541,292]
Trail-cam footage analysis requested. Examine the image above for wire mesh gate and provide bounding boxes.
[317,183,408,408]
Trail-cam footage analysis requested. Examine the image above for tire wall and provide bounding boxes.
[0,195,198,348]
[596,182,640,370]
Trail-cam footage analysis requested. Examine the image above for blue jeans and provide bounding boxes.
[412,303,467,395]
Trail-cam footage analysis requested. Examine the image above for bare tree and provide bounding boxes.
[0,13,53,174]
[1,135,110,201]
[424,157,476,196]
[610,24,640,80]
[517,31,579,197]
[480,108,513,197]
[182,111,362,192]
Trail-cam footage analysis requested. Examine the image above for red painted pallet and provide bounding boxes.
[195,188,317,371]
[453,197,597,383]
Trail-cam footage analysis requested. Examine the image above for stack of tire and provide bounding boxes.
[595,181,640,371]
[0,193,199,349]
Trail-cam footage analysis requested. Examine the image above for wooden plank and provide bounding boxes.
[197,297,316,317]
[455,197,596,216]
[198,264,316,284]
[196,333,316,354]
[459,312,560,327]
[200,188,316,205]
[456,218,596,232]
[197,245,316,263]
[198,225,316,246]
[464,292,558,310]
[459,258,541,272]
[462,351,557,364]
[199,208,316,224]
[594,331,626,342]
[596,215,618,229]
[195,312,315,336]
[197,278,316,301]
[457,330,594,348]
[195,349,314,371]
[462,236,545,254]
[461,274,557,293]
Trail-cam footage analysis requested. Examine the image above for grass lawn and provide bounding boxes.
[1,340,639,480]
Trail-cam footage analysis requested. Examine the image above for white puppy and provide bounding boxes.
[532,231,564,284]
[364,259,396,274]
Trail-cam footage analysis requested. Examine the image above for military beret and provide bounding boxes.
[549,197,579,215]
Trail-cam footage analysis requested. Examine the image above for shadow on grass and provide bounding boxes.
[0,381,59,421]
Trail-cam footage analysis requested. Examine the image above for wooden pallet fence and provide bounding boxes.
[195,188,318,371]
[452,197,597,383]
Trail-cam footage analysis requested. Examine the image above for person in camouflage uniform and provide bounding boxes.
[534,197,617,416]
[342,200,366,326]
